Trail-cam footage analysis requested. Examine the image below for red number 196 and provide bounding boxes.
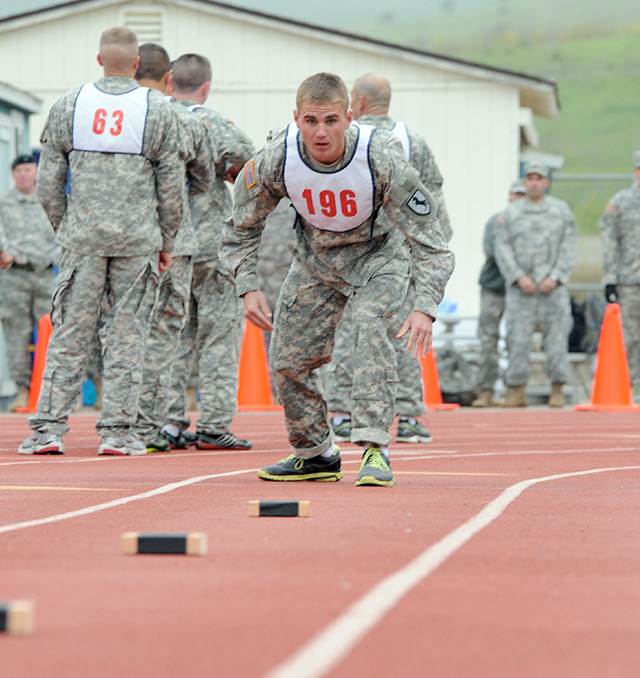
[302,189,357,218]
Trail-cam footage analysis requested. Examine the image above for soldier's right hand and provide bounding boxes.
[242,290,273,331]
[517,275,537,295]
[605,284,618,303]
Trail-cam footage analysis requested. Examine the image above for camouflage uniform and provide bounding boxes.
[475,211,506,391]
[220,125,454,457]
[495,195,576,387]
[600,184,640,387]
[0,187,57,390]
[256,199,296,395]
[28,75,183,438]
[325,115,452,418]
[165,102,254,435]
[133,95,213,443]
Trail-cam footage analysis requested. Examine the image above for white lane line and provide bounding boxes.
[263,464,640,678]
[2,444,637,470]
[0,467,258,535]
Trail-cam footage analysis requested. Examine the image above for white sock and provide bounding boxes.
[399,416,416,425]
[332,412,351,425]
[162,424,180,437]
[321,444,339,458]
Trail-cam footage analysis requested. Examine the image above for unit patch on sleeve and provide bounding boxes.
[407,189,431,216]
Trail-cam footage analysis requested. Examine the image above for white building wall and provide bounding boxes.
[0,0,530,315]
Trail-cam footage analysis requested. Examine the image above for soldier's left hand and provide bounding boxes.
[397,310,433,359]
[537,276,557,294]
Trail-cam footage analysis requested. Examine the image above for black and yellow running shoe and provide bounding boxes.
[258,446,342,482]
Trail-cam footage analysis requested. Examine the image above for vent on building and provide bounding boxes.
[121,7,165,44]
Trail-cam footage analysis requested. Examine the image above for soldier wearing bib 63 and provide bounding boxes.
[219,73,454,487]
[18,27,183,456]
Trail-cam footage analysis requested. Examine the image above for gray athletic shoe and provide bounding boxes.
[396,418,432,443]
[332,417,352,441]
[355,445,395,487]
[98,434,147,456]
[258,446,342,482]
[18,431,64,455]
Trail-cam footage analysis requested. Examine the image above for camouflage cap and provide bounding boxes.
[633,150,640,168]
[509,180,526,195]
[523,160,549,178]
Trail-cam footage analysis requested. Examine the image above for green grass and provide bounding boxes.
[356,5,640,238]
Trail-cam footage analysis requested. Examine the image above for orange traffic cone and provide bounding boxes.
[237,321,282,411]
[17,313,53,414]
[574,303,640,411]
[420,347,460,411]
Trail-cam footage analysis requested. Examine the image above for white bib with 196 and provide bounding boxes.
[283,123,375,232]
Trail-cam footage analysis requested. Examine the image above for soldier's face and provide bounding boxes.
[293,101,352,165]
[12,163,37,195]
[523,173,549,202]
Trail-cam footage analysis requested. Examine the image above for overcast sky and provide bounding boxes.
[1,0,482,27]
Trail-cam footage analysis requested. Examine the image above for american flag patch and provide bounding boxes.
[244,160,256,189]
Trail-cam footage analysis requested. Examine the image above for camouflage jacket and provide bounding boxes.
[600,185,640,285]
[220,124,454,319]
[177,100,255,263]
[495,195,576,287]
[0,188,57,267]
[36,76,183,256]
[478,211,506,293]
[358,114,452,241]
[166,95,213,256]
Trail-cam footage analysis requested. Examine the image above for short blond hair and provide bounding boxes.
[99,26,138,71]
[296,73,348,113]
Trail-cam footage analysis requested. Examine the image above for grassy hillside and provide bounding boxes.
[358,0,640,237]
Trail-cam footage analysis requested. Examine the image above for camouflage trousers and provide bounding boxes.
[166,260,243,433]
[324,279,426,417]
[0,266,54,389]
[270,255,410,458]
[617,285,640,388]
[475,287,505,390]
[29,249,158,437]
[134,256,193,443]
[504,283,571,387]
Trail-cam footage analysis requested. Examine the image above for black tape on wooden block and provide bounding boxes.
[0,600,35,635]
[249,500,310,517]
[122,532,207,555]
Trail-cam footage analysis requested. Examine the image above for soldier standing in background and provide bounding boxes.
[0,154,57,412]
[471,180,526,408]
[18,26,183,455]
[599,150,640,396]
[132,43,213,452]
[495,161,576,408]
[325,72,452,444]
[161,53,255,451]
[220,72,454,487]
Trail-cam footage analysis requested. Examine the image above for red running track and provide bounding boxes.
[2,408,640,677]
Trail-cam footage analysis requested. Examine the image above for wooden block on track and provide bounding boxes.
[122,532,207,555]
[249,500,310,517]
[0,600,35,635]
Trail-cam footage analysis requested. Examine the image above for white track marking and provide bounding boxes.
[264,464,640,678]
[0,467,258,535]
[1,444,637,469]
